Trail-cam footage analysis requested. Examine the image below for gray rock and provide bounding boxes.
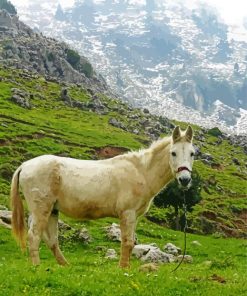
[176,255,193,263]
[108,118,126,130]
[201,153,213,161]
[77,227,92,244]
[105,223,121,242]
[58,220,72,230]
[10,88,31,108]
[105,248,118,259]
[141,248,175,263]
[163,243,181,256]
[0,210,12,224]
[132,244,158,259]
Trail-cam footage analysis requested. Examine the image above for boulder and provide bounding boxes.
[132,244,158,259]
[0,210,12,229]
[105,223,121,241]
[105,249,117,259]
[163,243,181,255]
[58,220,72,230]
[141,248,175,263]
[176,255,193,263]
[108,118,126,130]
[105,223,138,243]
[77,227,92,244]
[11,94,31,108]
[10,88,31,108]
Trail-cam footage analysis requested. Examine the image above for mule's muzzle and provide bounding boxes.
[178,176,191,187]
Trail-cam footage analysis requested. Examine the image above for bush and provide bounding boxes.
[81,61,93,78]
[208,127,223,137]
[154,170,203,230]
[66,49,80,69]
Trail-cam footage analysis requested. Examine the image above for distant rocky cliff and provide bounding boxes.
[0,9,110,95]
[15,0,247,134]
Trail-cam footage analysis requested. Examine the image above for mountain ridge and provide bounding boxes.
[14,0,247,134]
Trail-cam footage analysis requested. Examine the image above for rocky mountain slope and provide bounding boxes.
[0,9,110,95]
[13,0,247,134]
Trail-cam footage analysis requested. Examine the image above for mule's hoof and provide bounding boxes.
[57,258,69,266]
[119,262,130,269]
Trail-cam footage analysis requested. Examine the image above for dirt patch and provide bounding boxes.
[238,209,247,221]
[211,163,224,170]
[202,211,217,220]
[95,146,129,159]
[0,138,10,146]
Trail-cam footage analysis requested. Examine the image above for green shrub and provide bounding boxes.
[154,170,203,230]
[208,127,223,137]
[81,61,93,78]
[66,49,80,68]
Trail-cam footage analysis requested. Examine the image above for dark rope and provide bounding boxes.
[171,191,187,272]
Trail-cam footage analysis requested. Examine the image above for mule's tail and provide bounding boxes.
[10,166,26,250]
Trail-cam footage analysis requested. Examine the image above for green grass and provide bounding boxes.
[0,218,246,296]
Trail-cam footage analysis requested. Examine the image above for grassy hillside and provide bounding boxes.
[0,65,246,295]
[0,65,246,236]
[0,217,246,295]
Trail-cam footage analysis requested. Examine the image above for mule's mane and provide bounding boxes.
[111,136,171,169]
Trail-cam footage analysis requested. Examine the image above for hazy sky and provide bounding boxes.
[11,0,247,27]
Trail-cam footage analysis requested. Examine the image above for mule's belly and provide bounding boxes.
[57,198,117,220]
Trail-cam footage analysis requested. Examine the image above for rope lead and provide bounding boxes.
[171,191,187,272]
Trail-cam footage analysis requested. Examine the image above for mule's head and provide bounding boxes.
[169,125,195,188]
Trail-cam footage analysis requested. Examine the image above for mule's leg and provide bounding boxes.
[42,211,68,266]
[119,210,136,268]
[28,214,49,265]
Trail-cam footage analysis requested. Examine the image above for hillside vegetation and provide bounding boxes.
[0,65,246,236]
[0,63,246,295]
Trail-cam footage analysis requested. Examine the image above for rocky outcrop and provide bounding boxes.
[10,88,31,108]
[133,243,192,264]
[0,10,110,96]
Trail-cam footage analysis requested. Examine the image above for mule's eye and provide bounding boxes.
[191,152,194,157]
[172,151,176,157]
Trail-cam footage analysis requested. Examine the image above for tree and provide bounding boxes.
[0,0,17,15]
[154,170,202,230]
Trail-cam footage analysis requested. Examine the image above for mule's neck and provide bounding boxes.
[142,138,174,197]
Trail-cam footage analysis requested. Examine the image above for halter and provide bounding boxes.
[177,166,191,173]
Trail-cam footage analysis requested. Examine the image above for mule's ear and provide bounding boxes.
[172,126,181,143]
[185,125,193,142]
